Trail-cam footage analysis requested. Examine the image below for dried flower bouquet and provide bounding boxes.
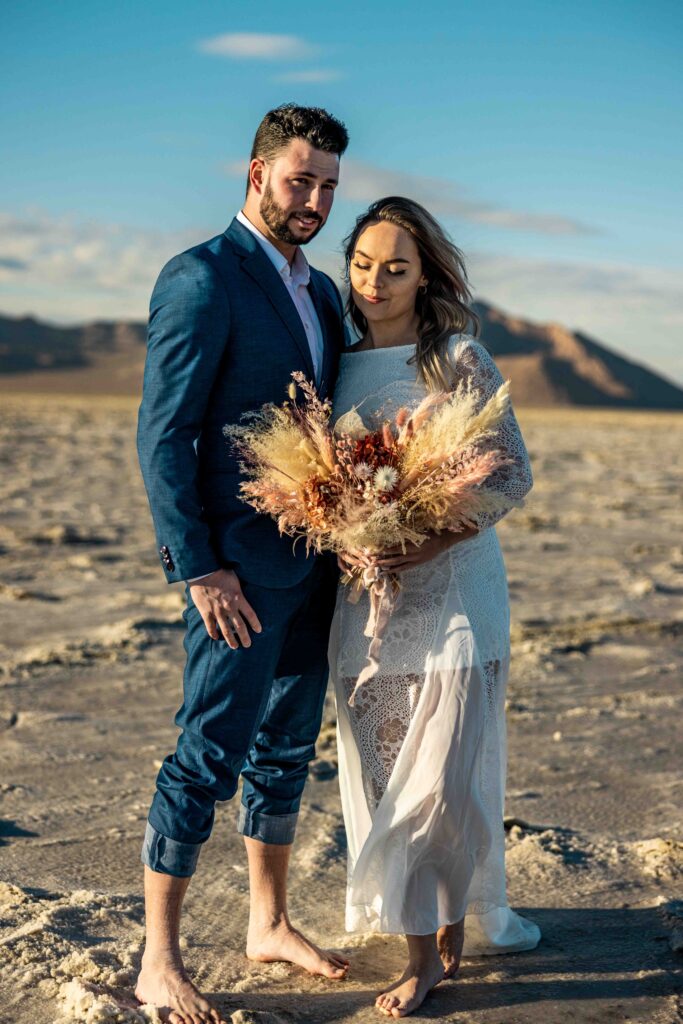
[224,370,521,700]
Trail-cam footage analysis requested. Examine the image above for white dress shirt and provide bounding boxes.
[187,211,325,584]
[235,210,324,383]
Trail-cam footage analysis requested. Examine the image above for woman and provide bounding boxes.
[329,197,540,1018]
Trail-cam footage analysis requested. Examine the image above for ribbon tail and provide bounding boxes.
[348,573,400,707]
[348,635,382,707]
[343,568,366,606]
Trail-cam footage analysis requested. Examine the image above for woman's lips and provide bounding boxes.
[362,295,386,304]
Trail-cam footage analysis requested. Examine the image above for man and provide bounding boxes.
[135,104,349,1023]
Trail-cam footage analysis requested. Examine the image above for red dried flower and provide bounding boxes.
[352,431,397,471]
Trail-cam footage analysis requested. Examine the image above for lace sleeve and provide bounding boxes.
[451,336,533,530]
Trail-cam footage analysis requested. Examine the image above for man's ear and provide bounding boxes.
[249,158,266,196]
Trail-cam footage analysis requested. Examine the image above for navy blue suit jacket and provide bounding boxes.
[137,217,345,588]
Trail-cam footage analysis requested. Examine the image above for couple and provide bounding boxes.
[135,103,539,1023]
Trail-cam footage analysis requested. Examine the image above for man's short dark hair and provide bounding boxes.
[249,103,349,167]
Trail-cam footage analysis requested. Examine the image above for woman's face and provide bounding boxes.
[349,221,427,327]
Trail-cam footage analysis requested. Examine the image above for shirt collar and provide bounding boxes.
[236,210,310,287]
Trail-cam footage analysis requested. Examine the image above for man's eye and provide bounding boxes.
[352,262,371,270]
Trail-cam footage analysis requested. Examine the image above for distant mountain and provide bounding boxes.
[1,306,682,409]
[0,314,146,394]
[472,301,683,410]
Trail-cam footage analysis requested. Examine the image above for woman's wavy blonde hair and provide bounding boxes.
[343,196,480,391]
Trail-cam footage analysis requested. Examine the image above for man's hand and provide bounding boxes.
[189,568,262,649]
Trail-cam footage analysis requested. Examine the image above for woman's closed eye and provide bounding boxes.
[352,261,406,275]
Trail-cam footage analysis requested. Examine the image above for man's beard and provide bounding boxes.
[260,182,323,245]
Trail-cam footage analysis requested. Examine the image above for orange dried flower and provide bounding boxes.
[302,475,341,530]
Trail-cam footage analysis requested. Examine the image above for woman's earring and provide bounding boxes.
[419,283,428,294]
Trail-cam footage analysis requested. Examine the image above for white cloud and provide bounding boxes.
[223,160,249,177]
[0,210,202,321]
[274,69,342,83]
[469,250,683,384]
[197,33,317,60]
[338,160,599,236]
[224,158,596,237]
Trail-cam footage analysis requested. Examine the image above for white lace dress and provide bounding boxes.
[329,335,541,953]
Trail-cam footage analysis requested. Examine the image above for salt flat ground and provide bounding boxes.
[0,395,681,1024]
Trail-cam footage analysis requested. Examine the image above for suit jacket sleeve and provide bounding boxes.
[137,252,230,583]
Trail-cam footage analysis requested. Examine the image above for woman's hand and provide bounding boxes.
[337,548,372,575]
[371,526,478,574]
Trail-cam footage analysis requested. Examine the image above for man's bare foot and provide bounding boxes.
[437,918,465,978]
[246,918,349,979]
[375,953,444,1018]
[135,952,226,1024]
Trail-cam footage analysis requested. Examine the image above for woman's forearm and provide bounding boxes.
[447,524,480,547]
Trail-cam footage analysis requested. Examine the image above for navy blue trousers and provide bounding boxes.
[142,557,337,876]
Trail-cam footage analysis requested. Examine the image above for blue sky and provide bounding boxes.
[2,0,682,381]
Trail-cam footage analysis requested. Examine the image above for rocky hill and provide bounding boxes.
[472,301,683,409]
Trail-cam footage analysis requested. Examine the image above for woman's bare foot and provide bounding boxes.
[135,951,226,1024]
[437,917,465,978]
[375,951,444,1018]
[246,918,349,979]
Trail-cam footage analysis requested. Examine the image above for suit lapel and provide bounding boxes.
[226,219,315,380]
[308,270,341,396]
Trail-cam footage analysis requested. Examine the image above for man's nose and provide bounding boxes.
[305,187,326,214]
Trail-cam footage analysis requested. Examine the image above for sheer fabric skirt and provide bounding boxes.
[329,529,541,951]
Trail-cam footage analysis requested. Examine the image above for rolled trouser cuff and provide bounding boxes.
[141,821,202,877]
[237,804,298,845]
